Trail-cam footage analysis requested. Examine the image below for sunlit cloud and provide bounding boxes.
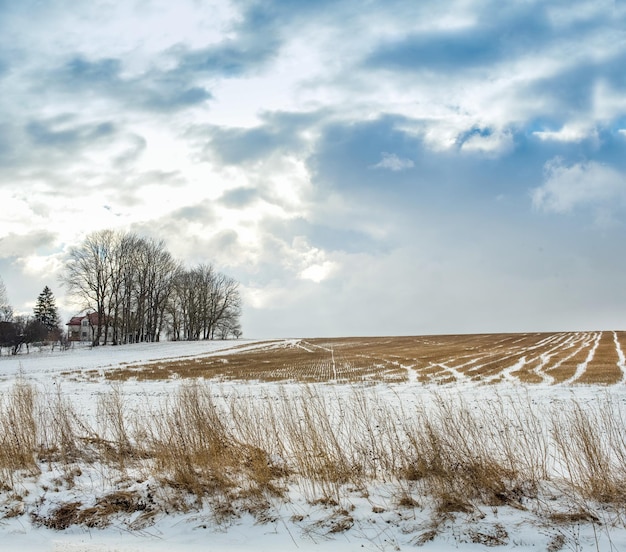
[299,261,337,283]
[532,158,626,214]
[370,152,414,172]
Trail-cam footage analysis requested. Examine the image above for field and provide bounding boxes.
[1,332,626,551]
[97,331,626,385]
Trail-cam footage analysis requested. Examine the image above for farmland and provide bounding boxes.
[98,331,626,385]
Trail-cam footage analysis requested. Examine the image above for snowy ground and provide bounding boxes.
[1,340,625,551]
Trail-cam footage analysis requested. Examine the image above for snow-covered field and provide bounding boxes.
[1,339,626,551]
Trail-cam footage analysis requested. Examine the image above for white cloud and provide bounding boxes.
[532,158,626,213]
[16,253,64,278]
[370,152,414,172]
[299,261,336,283]
[533,124,597,143]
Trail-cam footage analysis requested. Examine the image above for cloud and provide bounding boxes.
[370,152,414,172]
[26,116,116,149]
[173,38,280,78]
[192,110,320,165]
[356,0,626,153]
[201,125,297,165]
[167,0,310,79]
[268,217,384,256]
[365,28,501,73]
[0,230,58,258]
[533,124,597,143]
[307,116,424,194]
[219,187,259,208]
[363,1,621,77]
[532,158,626,213]
[299,261,337,283]
[51,55,213,112]
[113,134,147,168]
[362,3,578,75]
[459,128,514,155]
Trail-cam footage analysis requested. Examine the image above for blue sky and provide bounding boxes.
[1,0,626,338]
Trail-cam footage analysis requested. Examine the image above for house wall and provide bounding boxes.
[67,318,116,343]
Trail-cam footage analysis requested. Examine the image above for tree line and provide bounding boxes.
[0,229,242,352]
[62,229,242,345]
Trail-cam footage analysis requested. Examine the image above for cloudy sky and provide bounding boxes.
[1,0,626,338]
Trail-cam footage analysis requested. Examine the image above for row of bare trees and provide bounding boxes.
[168,264,242,341]
[63,230,241,345]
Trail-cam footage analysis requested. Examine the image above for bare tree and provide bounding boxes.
[0,315,47,355]
[166,264,242,341]
[210,274,241,339]
[63,230,117,345]
[146,243,178,342]
[167,267,202,341]
[123,236,178,343]
[0,276,12,322]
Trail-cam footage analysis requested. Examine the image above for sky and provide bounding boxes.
[1,0,626,339]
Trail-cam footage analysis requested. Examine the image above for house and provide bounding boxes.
[66,313,114,344]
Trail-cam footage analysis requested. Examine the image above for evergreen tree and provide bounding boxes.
[33,286,60,333]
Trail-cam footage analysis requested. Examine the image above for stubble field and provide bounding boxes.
[97,331,626,385]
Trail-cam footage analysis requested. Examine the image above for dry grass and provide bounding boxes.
[146,382,286,503]
[3,350,626,535]
[399,393,537,513]
[95,331,626,385]
[552,398,626,503]
[0,379,39,487]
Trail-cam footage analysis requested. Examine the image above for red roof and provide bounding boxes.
[66,313,102,326]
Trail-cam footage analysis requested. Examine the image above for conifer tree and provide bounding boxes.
[33,286,60,332]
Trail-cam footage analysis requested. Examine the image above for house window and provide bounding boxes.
[82,320,89,327]
[82,332,87,337]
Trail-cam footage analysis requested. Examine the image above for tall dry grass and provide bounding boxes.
[96,383,134,469]
[0,380,39,487]
[145,382,285,513]
[2,379,626,533]
[552,397,626,503]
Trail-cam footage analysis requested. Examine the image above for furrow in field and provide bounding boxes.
[562,332,602,384]
[509,332,582,383]
[427,362,472,385]
[575,331,623,385]
[535,334,591,384]
[463,333,559,380]
[542,332,597,383]
[409,333,541,383]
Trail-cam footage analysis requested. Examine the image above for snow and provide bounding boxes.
[614,330,626,383]
[1,339,626,551]
[0,340,271,382]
